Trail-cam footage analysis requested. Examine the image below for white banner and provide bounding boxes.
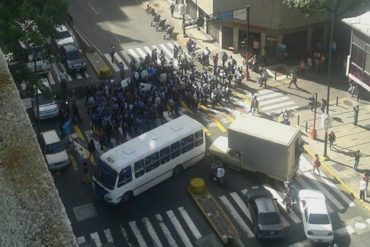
[233,8,246,21]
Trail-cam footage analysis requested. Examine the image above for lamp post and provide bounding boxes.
[182,0,187,36]
[323,2,335,157]
[245,5,250,80]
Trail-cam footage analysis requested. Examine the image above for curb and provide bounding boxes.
[302,145,370,212]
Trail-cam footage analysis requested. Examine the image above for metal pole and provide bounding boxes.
[34,46,41,141]
[313,93,317,130]
[182,0,187,36]
[324,4,335,157]
[246,5,250,80]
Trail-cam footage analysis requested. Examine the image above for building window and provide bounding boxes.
[351,44,365,68]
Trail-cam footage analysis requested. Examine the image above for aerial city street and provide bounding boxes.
[1,0,370,246]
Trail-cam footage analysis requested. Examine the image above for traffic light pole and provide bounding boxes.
[245,5,250,80]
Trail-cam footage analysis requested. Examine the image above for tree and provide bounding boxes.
[283,0,370,17]
[0,0,68,90]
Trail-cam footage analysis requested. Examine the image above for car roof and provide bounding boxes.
[246,188,271,200]
[56,24,68,32]
[41,130,61,144]
[300,190,328,214]
[254,197,276,213]
[63,44,78,52]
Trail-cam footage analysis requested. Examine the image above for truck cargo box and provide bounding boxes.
[227,115,301,181]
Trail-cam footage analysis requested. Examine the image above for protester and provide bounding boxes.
[312,154,321,176]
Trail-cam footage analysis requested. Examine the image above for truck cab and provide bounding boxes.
[209,136,241,170]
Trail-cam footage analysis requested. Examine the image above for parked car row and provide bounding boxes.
[245,187,333,245]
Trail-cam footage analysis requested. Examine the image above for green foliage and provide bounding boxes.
[283,0,326,16]
[0,0,68,88]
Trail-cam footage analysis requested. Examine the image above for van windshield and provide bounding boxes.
[94,159,117,190]
[45,142,64,154]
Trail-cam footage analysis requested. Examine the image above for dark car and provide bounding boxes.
[60,44,86,74]
[245,187,286,239]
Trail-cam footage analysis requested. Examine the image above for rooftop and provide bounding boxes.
[342,11,370,37]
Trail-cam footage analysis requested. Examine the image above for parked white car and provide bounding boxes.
[40,130,70,171]
[32,78,59,120]
[55,25,75,48]
[298,189,334,243]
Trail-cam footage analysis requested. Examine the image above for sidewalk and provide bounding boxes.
[146,0,370,212]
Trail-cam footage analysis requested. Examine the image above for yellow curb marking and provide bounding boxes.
[68,154,78,171]
[197,103,226,132]
[303,145,370,212]
[73,125,85,142]
[235,92,251,105]
[203,128,211,136]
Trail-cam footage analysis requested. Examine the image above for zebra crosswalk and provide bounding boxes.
[254,88,298,116]
[104,42,187,73]
[49,61,90,85]
[74,155,362,247]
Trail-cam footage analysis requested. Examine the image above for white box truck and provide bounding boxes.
[209,115,302,181]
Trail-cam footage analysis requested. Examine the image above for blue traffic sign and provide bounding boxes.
[218,11,232,21]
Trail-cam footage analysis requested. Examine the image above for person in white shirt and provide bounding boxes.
[360,177,366,201]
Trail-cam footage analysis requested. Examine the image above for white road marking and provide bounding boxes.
[128,48,140,60]
[143,46,152,56]
[47,72,55,85]
[59,63,72,81]
[258,96,290,106]
[230,192,252,222]
[300,156,355,207]
[120,50,132,64]
[76,236,86,244]
[76,73,83,80]
[88,3,99,15]
[104,53,120,72]
[159,43,173,58]
[84,71,90,78]
[129,221,148,247]
[155,214,178,247]
[142,217,163,247]
[261,101,296,112]
[219,195,255,238]
[90,232,102,247]
[335,225,355,235]
[166,210,193,247]
[178,207,202,240]
[114,52,129,69]
[255,92,282,100]
[120,225,134,247]
[135,47,146,58]
[263,185,301,224]
[104,228,114,243]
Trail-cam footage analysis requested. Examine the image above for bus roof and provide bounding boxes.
[100,115,203,172]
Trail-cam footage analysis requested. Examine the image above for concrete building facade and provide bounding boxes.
[183,0,330,58]
[343,11,370,92]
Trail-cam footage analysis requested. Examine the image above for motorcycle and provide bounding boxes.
[210,161,225,184]
[283,195,293,213]
[163,25,174,39]
[281,110,290,125]
[145,4,155,15]
[155,19,167,31]
[150,14,161,27]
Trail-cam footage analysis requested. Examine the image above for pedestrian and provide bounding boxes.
[118,61,125,79]
[222,52,228,67]
[288,69,299,89]
[87,139,96,163]
[109,44,116,63]
[72,100,82,123]
[213,53,218,69]
[328,130,336,149]
[320,98,327,113]
[353,149,360,171]
[250,96,259,113]
[259,68,268,88]
[59,71,68,96]
[312,154,321,176]
[353,104,359,126]
[81,162,90,184]
[363,172,369,198]
[170,3,175,17]
[360,176,366,201]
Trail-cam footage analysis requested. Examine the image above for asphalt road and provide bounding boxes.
[34,1,370,247]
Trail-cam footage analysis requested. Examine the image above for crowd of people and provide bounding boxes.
[59,42,245,150]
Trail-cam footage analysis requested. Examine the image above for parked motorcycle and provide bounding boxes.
[155,19,167,31]
[163,25,174,40]
[210,161,225,184]
[150,14,161,26]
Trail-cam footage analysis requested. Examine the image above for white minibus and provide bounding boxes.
[92,115,206,205]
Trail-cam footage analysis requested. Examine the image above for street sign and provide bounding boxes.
[233,8,246,21]
[217,11,232,21]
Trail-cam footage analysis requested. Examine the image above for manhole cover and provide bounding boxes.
[73,203,97,222]
[343,100,353,106]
